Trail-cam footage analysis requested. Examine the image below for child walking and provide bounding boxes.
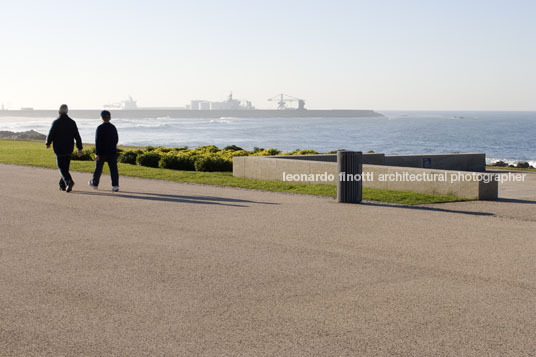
[89,110,119,192]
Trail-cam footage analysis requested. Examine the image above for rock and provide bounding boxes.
[0,130,46,141]
[491,161,508,167]
[516,162,530,169]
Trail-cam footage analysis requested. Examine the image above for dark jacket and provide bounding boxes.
[95,122,118,156]
[46,114,83,156]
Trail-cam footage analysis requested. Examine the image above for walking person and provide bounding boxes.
[89,110,119,192]
[46,104,83,192]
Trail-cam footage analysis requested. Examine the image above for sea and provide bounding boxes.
[0,110,534,166]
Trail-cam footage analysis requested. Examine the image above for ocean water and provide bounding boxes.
[1,111,535,166]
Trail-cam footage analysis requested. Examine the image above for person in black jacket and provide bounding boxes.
[88,110,119,192]
[46,104,83,192]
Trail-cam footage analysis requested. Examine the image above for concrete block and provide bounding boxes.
[232,155,498,200]
[384,153,486,172]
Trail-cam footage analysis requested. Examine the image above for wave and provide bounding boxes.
[209,118,233,124]
[133,123,171,128]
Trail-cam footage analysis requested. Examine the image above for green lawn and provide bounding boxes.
[0,140,469,205]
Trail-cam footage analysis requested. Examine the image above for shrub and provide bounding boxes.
[254,148,281,156]
[224,150,250,158]
[194,145,220,154]
[194,156,232,172]
[136,152,161,168]
[281,149,318,155]
[119,150,141,164]
[159,153,195,171]
[219,149,250,161]
[292,149,318,155]
[145,146,156,152]
[156,147,173,153]
[253,147,264,153]
[224,145,243,151]
[71,148,94,161]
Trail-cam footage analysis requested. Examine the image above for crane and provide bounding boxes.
[267,94,306,110]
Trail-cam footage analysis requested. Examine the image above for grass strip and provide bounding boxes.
[0,140,469,205]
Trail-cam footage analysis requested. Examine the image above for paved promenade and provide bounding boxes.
[1,164,535,356]
[495,169,536,200]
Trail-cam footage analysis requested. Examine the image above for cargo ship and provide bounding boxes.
[99,94,383,118]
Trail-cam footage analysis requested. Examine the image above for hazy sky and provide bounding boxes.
[0,0,534,110]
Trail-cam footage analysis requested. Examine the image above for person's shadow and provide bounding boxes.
[497,198,536,205]
[74,190,278,208]
[361,201,496,216]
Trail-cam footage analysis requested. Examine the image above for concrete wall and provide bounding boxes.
[233,156,338,184]
[272,153,385,165]
[233,156,498,200]
[266,153,485,172]
[384,153,486,172]
[360,165,497,200]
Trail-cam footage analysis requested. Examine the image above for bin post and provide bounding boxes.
[337,150,363,203]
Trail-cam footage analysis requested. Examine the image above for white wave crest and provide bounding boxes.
[209,118,232,124]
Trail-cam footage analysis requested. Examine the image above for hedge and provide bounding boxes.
[74,145,319,172]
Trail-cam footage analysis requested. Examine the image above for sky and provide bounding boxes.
[0,0,534,110]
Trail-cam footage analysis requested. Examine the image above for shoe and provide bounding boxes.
[88,180,98,190]
[112,186,119,192]
[66,181,75,193]
[59,187,66,191]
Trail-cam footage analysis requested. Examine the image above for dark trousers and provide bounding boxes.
[56,155,73,189]
[92,154,119,187]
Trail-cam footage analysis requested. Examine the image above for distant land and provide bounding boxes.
[0,109,384,119]
[0,94,384,119]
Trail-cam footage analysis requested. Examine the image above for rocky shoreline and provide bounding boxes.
[0,130,46,141]
[489,160,535,169]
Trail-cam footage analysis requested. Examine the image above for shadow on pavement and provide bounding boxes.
[73,190,277,208]
[362,201,495,217]
[497,198,536,205]
[119,191,278,205]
